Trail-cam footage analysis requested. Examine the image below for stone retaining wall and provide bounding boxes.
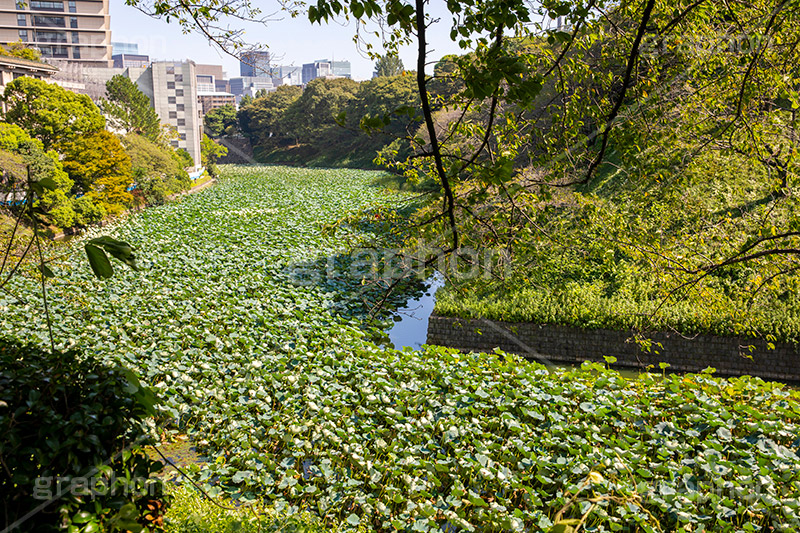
[427,315,800,382]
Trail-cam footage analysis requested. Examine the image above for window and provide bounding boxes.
[71,31,79,43]
[35,30,67,43]
[170,140,179,147]
[72,47,80,59]
[70,16,77,28]
[39,45,69,58]
[68,0,76,12]
[177,119,186,126]
[166,66,175,74]
[168,111,177,119]
[174,74,183,82]
[18,30,28,41]
[176,104,185,111]
[167,81,175,89]
[178,133,186,140]
[175,89,184,97]
[168,96,176,104]
[30,1,64,11]
[33,15,65,27]
[17,14,26,26]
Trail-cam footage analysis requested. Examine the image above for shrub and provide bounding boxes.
[163,486,324,533]
[0,339,169,532]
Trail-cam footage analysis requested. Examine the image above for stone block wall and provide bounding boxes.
[427,315,800,382]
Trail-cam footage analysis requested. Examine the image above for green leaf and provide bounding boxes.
[85,244,113,279]
[38,264,55,278]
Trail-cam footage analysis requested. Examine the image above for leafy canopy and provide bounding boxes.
[101,75,161,142]
[2,77,105,150]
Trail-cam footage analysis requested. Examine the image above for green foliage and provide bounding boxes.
[0,338,168,532]
[284,77,360,144]
[372,54,404,77]
[203,104,239,138]
[2,77,105,149]
[175,148,194,169]
[237,85,302,146]
[163,486,325,533]
[2,166,799,532]
[101,75,162,142]
[200,134,228,178]
[244,76,420,169]
[0,121,77,228]
[0,41,42,61]
[59,130,133,215]
[121,133,190,205]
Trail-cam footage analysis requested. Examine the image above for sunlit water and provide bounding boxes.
[386,272,445,350]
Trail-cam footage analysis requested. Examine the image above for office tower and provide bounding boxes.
[240,50,270,77]
[0,0,112,67]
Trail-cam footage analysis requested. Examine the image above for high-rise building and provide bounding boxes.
[301,59,351,84]
[229,76,274,103]
[128,61,202,168]
[111,41,137,55]
[301,60,330,84]
[274,65,301,86]
[240,50,270,77]
[0,0,113,67]
[331,60,351,78]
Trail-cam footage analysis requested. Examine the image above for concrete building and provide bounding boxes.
[229,75,274,103]
[240,50,270,77]
[195,63,224,92]
[112,53,148,68]
[0,53,58,95]
[301,59,351,84]
[330,60,351,78]
[0,0,112,67]
[129,61,202,169]
[197,91,235,114]
[49,60,122,100]
[301,60,330,84]
[273,65,301,86]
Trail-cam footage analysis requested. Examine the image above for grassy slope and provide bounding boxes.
[435,151,800,342]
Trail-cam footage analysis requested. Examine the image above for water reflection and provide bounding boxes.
[387,272,444,350]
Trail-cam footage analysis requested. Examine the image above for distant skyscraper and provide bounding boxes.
[0,0,112,66]
[331,60,351,78]
[302,59,350,84]
[240,50,271,77]
[112,41,138,55]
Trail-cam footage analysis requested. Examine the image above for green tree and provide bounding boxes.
[0,122,75,228]
[121,133,190,205]
[2,78,105,150]
[101,75,161,142]
[372,54,404,77]
[201,134,228,178]
[284,77,359,144]
[204,104,239,137]
[59,130,133,215]
[0,41,42,62]
[237,85,302,145]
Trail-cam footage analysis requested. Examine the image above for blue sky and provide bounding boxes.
[109,0,465,80]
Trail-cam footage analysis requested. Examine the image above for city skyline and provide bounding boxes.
[108,0,463,81]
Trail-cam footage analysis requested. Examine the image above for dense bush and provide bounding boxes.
[0,339,168,532]
[163,486,323,533]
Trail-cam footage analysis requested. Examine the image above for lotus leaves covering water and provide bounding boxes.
[2,166,800,532]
